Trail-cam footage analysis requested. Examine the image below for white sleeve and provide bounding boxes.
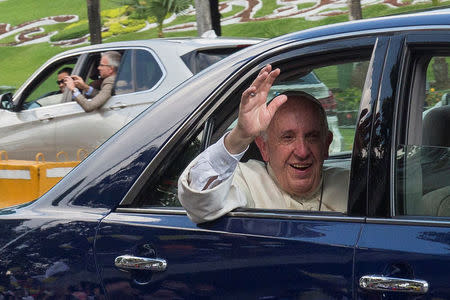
[188,133,247,190]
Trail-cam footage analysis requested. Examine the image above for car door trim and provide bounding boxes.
[116,207,365,223]
[366,217,450,227]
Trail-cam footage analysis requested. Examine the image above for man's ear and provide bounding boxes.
[324,130,333,159]
[255,136,269,162]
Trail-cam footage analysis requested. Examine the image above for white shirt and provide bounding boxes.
[178,135,349,223]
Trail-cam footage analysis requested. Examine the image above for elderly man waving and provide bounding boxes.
[178,65,349,224]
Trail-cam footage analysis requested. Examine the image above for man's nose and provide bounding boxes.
[293,138,310,158]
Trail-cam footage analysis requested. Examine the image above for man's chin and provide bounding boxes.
[290,173,323,193]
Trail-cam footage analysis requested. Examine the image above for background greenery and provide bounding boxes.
[1,0,449,90]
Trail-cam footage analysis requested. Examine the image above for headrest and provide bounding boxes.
[422,105,450,147]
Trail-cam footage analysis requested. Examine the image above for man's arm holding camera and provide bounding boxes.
[64,75,114,112]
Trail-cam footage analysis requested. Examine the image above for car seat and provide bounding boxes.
[420,105,450,216]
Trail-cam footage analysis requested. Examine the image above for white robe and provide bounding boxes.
[179,156,349,224]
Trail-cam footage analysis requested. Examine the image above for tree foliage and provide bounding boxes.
[122,0,191,37]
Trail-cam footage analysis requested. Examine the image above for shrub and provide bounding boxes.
[426,89,445,107]
[101,31,114,38]
[50,20,89,42]
[334,88,362,126]
[334,88,362,111]
[101,6,129,19]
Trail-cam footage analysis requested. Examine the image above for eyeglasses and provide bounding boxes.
[99,64,112,67]
[57,79,65,85]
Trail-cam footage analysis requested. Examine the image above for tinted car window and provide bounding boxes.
[136,49,163,92]
[143,130,204,207]
[115,49,163,95]
[396,55,450,217]
[181,48,243,74]
[115,50,133,94]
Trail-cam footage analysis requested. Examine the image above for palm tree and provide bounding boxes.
[195,0,212,36]
[124,0,191,37]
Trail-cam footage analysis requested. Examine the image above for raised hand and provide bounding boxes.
[225,65,287,154]
[64,76,76,91]
[71,75,90,91]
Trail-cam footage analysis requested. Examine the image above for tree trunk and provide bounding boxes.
[432,57,449,89]
[195,0,212,36]
[87,0,102,44]
[209,0,221,36]
[348,0,362,21]
[158,23,164,38]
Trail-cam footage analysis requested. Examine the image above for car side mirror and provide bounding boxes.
[0,93,13,110]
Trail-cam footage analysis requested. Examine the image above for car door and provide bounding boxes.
[0,55,80,161]
[109,48,168,125]
[52,48,170,161]
[355,33,450,299]
[51,50,127,162]
[94,36,386,299]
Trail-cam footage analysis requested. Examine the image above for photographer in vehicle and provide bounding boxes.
[64,51,121,112]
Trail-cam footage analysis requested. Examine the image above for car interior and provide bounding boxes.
[135,54,373,212]
[397,53,450,217]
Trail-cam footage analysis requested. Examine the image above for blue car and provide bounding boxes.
[0,11,449,299]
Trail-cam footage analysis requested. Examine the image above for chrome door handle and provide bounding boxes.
[39,114,54,121]
[110,102,127,110]
[115,255,167,272]
[359,275,429,294]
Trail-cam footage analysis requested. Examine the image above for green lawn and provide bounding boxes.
[0,0,118,26]
[1,0,449,89]
[0,44,70,90]
[253,0,283,18]
[340,128,356,151]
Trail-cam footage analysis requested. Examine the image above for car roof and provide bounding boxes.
[257,11,450,47]
[51,37,265,59]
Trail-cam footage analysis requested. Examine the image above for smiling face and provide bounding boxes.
[255,96,332,197]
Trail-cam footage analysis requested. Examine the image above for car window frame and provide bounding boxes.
[389,32,450,223]
[12,54,83,111]
[112,47,167,96]
[118,35,382,222]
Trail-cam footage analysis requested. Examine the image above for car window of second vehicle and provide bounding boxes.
[21,58,78,109]
[115,49,164,95]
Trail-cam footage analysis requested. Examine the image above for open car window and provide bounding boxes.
[20,58,78,110]
[226,61,369,157]
[135,45,374,210]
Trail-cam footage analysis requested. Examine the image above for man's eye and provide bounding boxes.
[306,134,320,143]
[281,135,294,142]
